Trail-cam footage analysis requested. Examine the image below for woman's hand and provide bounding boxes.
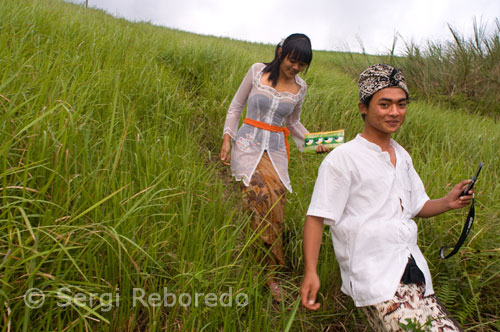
[220,134,232,165]
[315,144,330,154]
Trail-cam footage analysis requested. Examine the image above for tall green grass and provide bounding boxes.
[0,0,499,331]
[337,18,500,118]
[396,18,500,118]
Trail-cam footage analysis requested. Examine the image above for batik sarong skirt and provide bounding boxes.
[241,152,286,267]
[361,282,464,332]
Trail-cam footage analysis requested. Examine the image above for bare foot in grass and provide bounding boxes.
[267,278,285,303]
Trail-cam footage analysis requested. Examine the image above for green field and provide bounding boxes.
[1,0,499,331]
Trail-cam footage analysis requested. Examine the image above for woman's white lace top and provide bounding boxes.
[223,63,309,192]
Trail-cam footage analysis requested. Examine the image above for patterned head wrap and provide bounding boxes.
[357,64,409,103]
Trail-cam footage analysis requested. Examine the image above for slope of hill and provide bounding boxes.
[1,0,499,331]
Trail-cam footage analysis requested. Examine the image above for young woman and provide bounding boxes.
[220,33,328,301]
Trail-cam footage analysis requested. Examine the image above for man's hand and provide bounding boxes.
[300,271,321,310]
[445,179,475,209]
[301,215,324,309]
[417,179,475,218]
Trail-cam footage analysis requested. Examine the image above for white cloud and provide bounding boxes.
[69,0,500,54]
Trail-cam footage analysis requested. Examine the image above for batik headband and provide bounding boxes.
[357,64,409,102]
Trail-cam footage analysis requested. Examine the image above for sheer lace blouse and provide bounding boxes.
[223,63,309,192]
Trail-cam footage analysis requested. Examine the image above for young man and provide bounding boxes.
[300,64,473,331]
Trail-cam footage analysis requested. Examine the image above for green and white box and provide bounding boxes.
[304,129,345,153]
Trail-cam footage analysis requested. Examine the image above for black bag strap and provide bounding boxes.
[439,198,475,259]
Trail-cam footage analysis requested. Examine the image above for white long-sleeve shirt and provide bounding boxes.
[223,63,309,192]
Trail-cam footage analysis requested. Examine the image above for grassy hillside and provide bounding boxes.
[334,19,500,118]
[0,0,499,331]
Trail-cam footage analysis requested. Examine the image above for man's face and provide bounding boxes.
[360,87,408,136]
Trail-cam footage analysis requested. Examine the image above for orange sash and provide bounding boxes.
[243,118,290,160]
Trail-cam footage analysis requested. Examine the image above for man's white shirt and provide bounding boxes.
[307,134,432,306]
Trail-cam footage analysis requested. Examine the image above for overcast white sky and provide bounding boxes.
[68,0,499,54]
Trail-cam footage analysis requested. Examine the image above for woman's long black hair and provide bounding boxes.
[263,33,312,87]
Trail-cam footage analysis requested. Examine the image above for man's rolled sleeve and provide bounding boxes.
[408,163,430,218]
[307,154,350,227]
